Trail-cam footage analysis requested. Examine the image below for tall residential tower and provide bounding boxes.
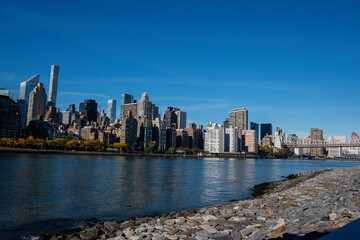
[229,108,248,130]
[48,65,59,106]
[27,83,47,125]
[107,99,117,123]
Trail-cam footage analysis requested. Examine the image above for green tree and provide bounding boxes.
[145,141,157,153]
[24,136,36,149]
[168,147,176,154]
[66,140,79,150]
[15,138,25,148]
[90,140,105,151]
[113,142,128,152]
[3,138,16,147]
[53,138,66,150]
[64,135,73,142]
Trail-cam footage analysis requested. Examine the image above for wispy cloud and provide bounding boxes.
[58,91,110,100]
[249,105,360,114]
[60,76,303,92]
[179,102,232,112]
[152,96,226,102]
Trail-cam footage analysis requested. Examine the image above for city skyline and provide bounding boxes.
[1,64,359,140]
[0,1,359,138]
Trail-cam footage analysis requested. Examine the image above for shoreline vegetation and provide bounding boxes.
[0,136,288,159]
[38,167,360,240]
[0,136,205,156]
[2,137,358,160]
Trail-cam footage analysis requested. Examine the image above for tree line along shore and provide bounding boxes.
[0,136,204,155]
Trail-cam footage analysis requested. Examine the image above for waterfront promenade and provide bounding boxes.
[40,166,360,240]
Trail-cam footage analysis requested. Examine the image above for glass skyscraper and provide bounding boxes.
[48,65,59,106]
[19,74,40,103]
[120,93,133,120]
[260,123,272,140]
[107,99,117,123]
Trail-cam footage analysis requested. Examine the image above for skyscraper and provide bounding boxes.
[260,123,272,140]
[204,122,225,153]
[19,74,40,103]
[137,92,153,119]
[48,65,59,106]
[152,118,166,151]
[107,99,117,123]
[120,93,133,120]
[15,99,27,129]
[0,95,21,138]
[124,103,137,118]
[80,99,98,122]
[163,107,179,128]
[175,110,187,129]
[27,83,47,125]
[229,108,248,130]
[120,111,138,150]
[152,104,160,120]
[250,122,259,142]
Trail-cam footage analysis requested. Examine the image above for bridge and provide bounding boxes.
[284,139,360,148]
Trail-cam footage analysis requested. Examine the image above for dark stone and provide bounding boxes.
[321,216,330,221]
[341,210,353,218]
[231,230,243,240]
[104,221,118,233]
[211,235,233,240]
[79,227,99,240]
[120,220,135,229]
[184,228,197,237]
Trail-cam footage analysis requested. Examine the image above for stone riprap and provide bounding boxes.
[40,166,360,240]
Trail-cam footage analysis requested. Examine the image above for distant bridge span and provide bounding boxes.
[284,139,360,148]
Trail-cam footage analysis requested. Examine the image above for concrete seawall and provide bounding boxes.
[40,167,360,240]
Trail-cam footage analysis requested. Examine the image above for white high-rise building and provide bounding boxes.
[48,65,59,106]
[107,99,117,123]
[272,127,285,149]
[226,127,239,153]
[19,74,40,103]
[175,110,187,129]
[205,122,240,153]
[205,122,225,153]
[137,92,153,119]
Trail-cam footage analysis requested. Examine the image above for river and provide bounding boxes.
[0,153,359,239]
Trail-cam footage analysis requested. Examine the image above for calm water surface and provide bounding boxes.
[0,153,359,239]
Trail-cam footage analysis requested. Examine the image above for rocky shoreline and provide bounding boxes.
[40,167,360,240]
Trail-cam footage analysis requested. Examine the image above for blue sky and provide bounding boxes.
[0,0,359,138]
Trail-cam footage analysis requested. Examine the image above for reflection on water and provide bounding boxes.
[0,154,359,239]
